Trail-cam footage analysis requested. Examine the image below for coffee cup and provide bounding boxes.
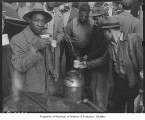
[51,40,57,47]
[74,60,80,68]
[2,34,9,46]
[40,34,50,39]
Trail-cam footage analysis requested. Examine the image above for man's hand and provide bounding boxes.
[83,55,88,61]
[33,37,52,51]
[49,69,59,82]
[40,37,51,47]
[79,61,87,68]
[49,37,58,47]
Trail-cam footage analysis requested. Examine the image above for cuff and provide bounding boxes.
[86,62,92,69]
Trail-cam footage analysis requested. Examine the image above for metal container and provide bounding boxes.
[64,70,83,102]
[67,69,81,78]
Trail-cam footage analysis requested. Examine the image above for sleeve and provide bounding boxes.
[64,21,73,42]
[133,20,143,39]
[57,15,64,43]
[87,40,110,61]
[45,45,54,71]
[7,45,14,80]
[133,35,143,73]
[10,35,42,73]
[86,49,109,69]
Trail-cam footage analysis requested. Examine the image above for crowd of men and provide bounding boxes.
[2,0,144,113]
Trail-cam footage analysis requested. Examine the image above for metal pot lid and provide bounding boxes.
[67,69,80,76]
[64,77,83,87]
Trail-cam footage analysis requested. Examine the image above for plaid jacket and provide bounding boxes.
[10,26,55,94]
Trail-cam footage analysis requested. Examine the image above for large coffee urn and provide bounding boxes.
[63,70,83,102]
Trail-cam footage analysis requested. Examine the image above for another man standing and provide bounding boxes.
[43,2,64,78]
[65,3,94,100]
[113,0,143,39]
[60,2,79,73]
[80,17,143,113]
[83,6,111,112]
[10,3,58,94]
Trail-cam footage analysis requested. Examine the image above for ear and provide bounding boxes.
[28,18,31,23]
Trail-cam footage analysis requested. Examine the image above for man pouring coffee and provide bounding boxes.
[10,3,59,94]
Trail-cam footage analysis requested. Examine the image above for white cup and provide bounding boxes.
[51,40,57,47]
[74,60,80,68]
[40,34,50,39]
[2,34,9,46]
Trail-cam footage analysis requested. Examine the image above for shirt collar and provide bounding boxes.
[119,11,133,17]
[119,32,124,41]
[111,32,124,46]
[76,17,90,27]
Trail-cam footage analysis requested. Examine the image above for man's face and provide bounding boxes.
[88,2,95,10]
[46,2,55,8]
[93,16,103,25]
[64,2,72,10]
[104,29,112,40]
[79,11,89,24]
[29,13,46,35]
[2,18,4,33]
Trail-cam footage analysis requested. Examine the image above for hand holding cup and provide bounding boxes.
[42,35,57,48]
[79,61,87,68]
[51,40,57,47]
[74,60,80,68]
[74,60,87,68]
[40,34,52,47]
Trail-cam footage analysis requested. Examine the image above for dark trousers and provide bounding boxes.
[60,40,65,64]
[64,40,92,87]
[112,72,139,113]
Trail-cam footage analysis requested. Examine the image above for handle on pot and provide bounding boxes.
[67,78,74,83]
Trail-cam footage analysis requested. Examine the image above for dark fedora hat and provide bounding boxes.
[89,6,105,17]
[23,3,52,23]
[101,16,121,29]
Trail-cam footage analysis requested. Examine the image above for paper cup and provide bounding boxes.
[74,60,80,68]
[40,34,50,39]
[2,34,9,46]
[51,40,57,47]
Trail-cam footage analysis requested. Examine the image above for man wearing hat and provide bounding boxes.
[82,5,111,112]
[80,16,143,113]
[64,3,94,101]
[10,3,59,94]
[43,2,64,79]
[59,2,79,74]
[112,0,143,39]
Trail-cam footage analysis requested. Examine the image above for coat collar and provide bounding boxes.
[23,26,36,43]
[119,11,133,17]
[111,32,125,46]
[54,7,62,17]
